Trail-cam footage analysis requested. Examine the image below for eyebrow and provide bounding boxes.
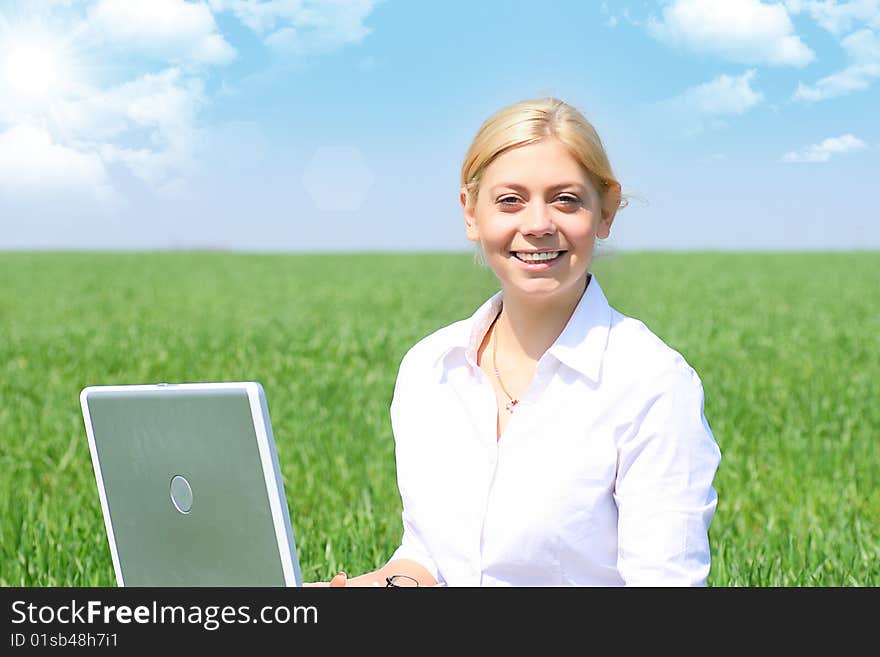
[490,182,588,194]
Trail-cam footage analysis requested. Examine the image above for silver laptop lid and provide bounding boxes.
[80,382,302,587]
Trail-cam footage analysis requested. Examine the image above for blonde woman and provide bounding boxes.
[311,97,721,587]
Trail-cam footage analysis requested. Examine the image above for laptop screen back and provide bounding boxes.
[80,382,301,586]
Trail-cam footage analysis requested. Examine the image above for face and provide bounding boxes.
[461,137,619,302]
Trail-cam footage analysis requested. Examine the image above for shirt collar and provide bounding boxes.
[432,274,612,383]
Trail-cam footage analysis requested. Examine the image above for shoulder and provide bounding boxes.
[389,318,470,421]
[604,308,704,391]
[602,310,717,456]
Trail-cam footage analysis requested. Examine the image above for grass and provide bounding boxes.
[0,250,877,586]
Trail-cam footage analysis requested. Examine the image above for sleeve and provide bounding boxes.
[385,350,443,583]
[613,364,722,586]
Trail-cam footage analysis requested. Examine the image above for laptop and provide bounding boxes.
[79,381,302,587]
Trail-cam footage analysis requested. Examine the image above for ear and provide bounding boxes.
[597,182,621,240]
[461,186,480,243]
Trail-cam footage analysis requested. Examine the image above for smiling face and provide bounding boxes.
[462,137,618,302]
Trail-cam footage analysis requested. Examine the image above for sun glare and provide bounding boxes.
[2,37,66,101]
[5,42,59,97]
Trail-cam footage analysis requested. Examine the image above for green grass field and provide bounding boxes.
[1,251,878,586]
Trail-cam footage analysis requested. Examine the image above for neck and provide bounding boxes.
[496,274,590,362]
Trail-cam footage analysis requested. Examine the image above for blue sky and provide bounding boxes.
[0,0,877,252]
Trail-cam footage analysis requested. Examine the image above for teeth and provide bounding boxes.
[515,251,561,262]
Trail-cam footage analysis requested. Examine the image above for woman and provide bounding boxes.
[311,97,721,587]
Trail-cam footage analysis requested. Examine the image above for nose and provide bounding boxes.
[520,201,556,236]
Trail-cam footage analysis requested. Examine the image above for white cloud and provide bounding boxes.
[651,69,764,138]
[647,0,815,66]
[601,4,642,28]
[99,69,205,187]
[86,0,236,65]
[786,0,880,36]
[794,27,880,100]
[672,69,765,115]
[51,68,202,139]
[793,60,878,99]
[601,2,619,27]
[0,2,217,207]
[0,0,385,211]
[0,124,116,203]
[1,65,206,200]
[209,0,382,55]
[781,133,868,161]
[843,24,880,59]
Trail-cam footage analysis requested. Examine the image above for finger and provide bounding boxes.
[329,571,347,587]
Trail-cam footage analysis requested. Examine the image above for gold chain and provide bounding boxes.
[491,310,519,413]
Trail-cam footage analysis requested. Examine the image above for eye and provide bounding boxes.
[496,194,581,207]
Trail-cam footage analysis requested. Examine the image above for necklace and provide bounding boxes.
[491,310,519,414]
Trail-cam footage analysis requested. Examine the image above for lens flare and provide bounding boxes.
[3,43,61,98]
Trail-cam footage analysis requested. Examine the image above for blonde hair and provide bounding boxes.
[460,97,628,212]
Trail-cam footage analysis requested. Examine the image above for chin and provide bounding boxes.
[503,271,588,298]
[507,279,566,297]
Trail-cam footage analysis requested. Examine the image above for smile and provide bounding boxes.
[511,250,565,263]
[510,250,567,270]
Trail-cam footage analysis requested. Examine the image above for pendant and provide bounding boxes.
[505,399,518,414]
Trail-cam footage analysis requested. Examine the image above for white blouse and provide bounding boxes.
[388,273,722,586]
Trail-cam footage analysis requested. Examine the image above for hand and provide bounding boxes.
[303,571,348,587]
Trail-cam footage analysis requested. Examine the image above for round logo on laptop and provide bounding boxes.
[170,475,193,514]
